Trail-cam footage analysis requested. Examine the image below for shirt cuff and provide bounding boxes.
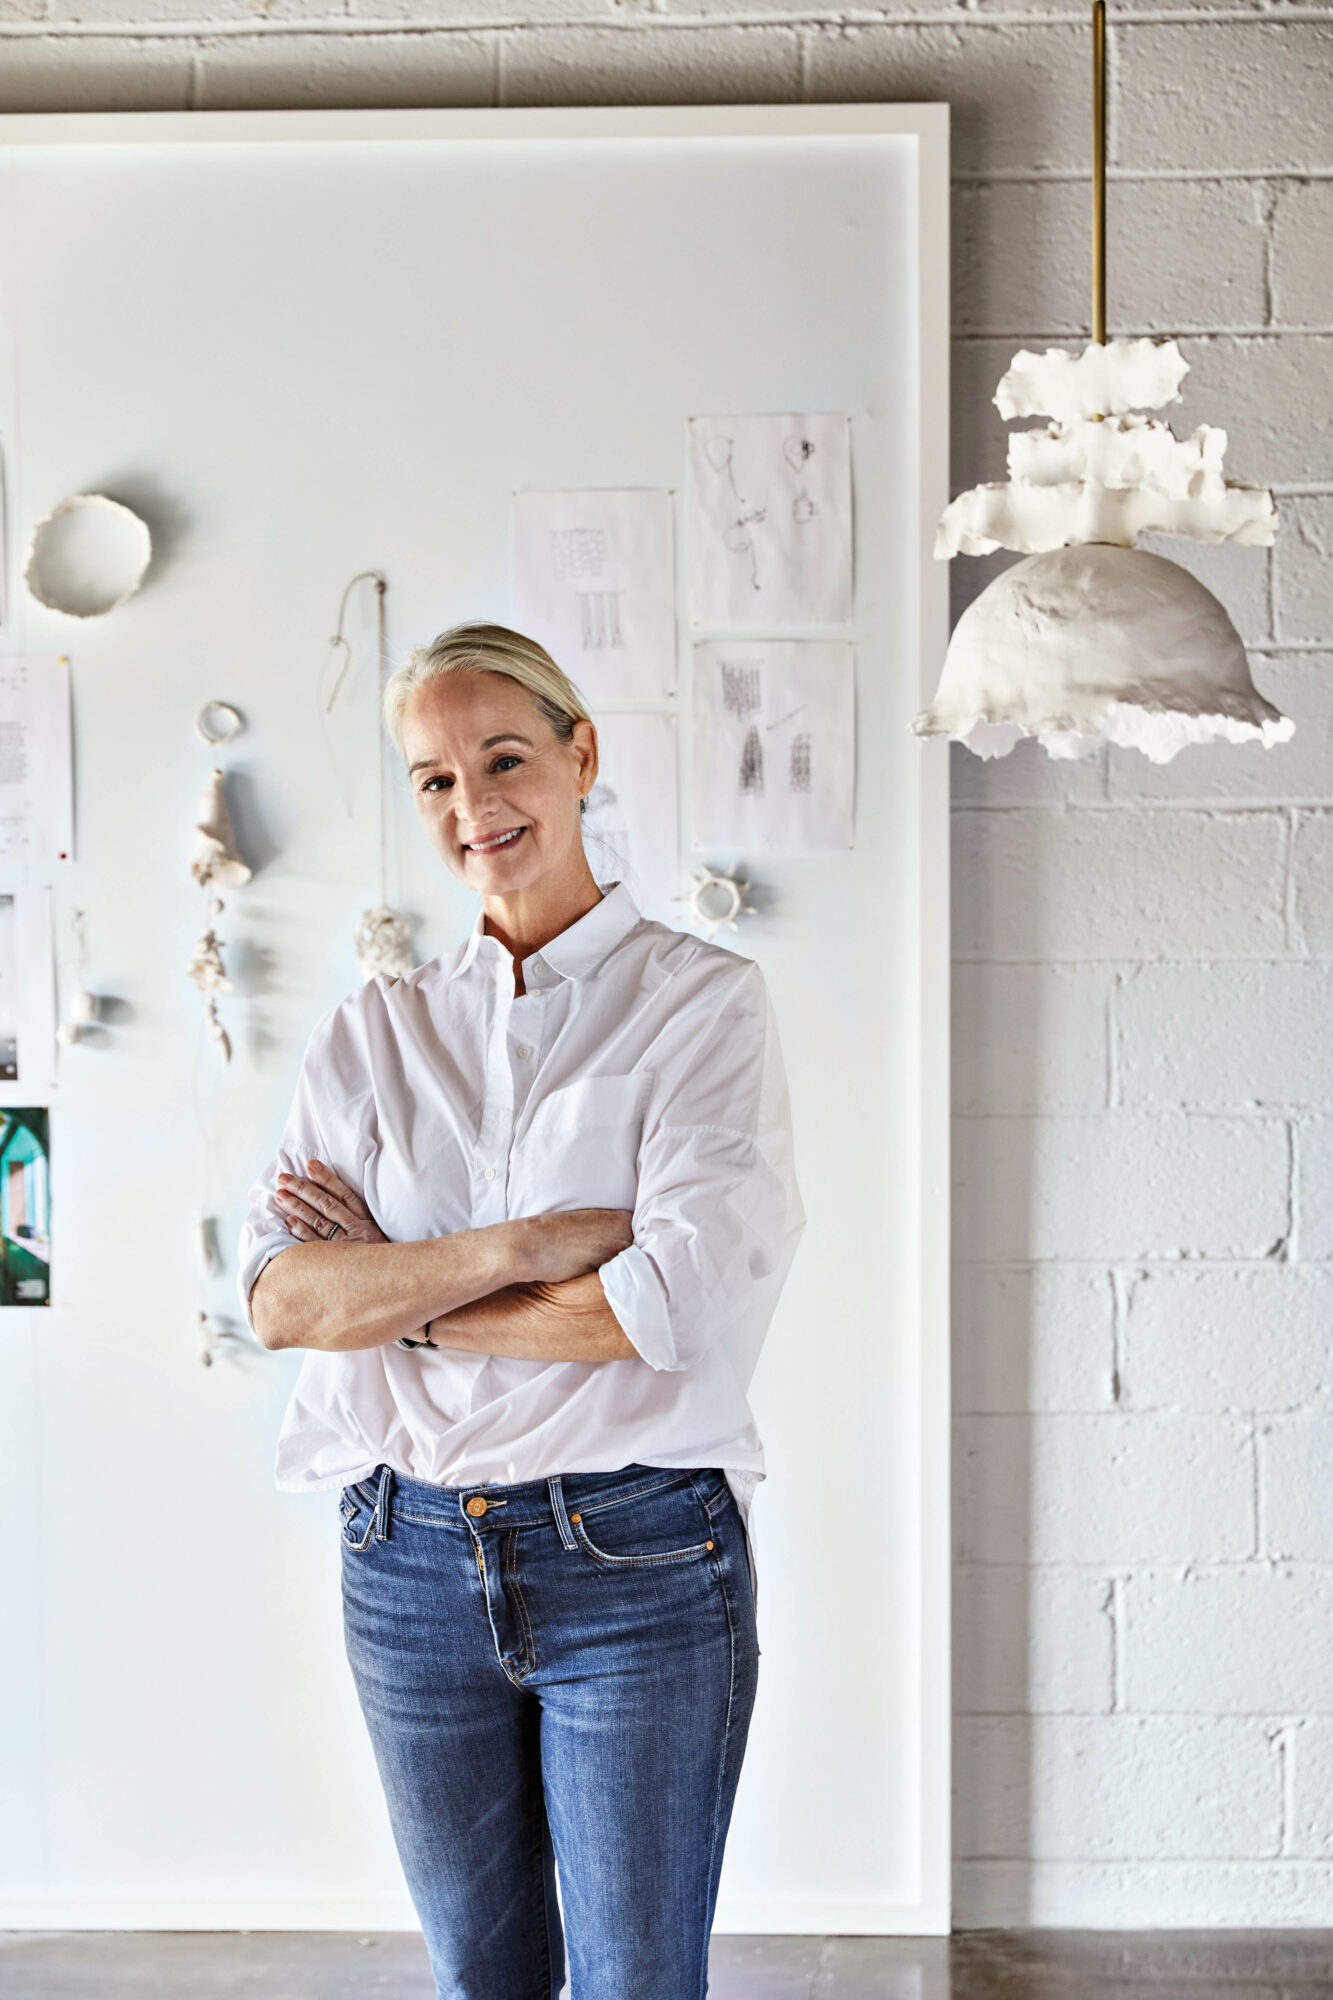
[596,1243,681,1373]
[236,1231,299,1340]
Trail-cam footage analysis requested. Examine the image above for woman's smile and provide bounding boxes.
[464,824,528,854]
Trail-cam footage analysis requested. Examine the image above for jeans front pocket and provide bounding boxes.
[568,1473,718,1569]
[340,1475,381,1551]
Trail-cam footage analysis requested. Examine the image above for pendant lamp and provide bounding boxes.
[913,1,1294,765]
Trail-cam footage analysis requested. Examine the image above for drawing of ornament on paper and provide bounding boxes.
[512,491,676,702]
[577,590,624,650]
[688,414,853,630]
[784,433,818,527]
[550,527,607,582]
[692,639,854,851]
[721,660,762,718]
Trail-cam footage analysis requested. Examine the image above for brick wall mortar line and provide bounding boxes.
[955,328,1333,342]
[6,5,1332,37]
[955,169,1333,184]
[1282,808,1299,954]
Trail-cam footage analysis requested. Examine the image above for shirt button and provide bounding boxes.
[483,1165,496,1181]
[465,1496,488,1517]
[516,1044,533,1060]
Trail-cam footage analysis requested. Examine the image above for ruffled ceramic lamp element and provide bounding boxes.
[914,0,1293,767]
[187,766,252,1060]
[916,338,1293,763]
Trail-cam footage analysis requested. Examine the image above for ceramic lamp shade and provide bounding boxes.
[913,544,1294,765]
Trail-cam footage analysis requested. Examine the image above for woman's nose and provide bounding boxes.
[449,773,497,823]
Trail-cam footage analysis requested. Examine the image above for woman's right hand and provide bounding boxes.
[514,1208,635,1285]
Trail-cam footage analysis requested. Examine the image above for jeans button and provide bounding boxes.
[466,1496,488,1517]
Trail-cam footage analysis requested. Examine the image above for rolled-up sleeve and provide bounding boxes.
[235,1014,341,1341]
[597,960,805,1376]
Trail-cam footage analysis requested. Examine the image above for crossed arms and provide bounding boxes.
[248,1158,638,1363]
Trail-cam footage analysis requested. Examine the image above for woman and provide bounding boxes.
[237,622,804,2000]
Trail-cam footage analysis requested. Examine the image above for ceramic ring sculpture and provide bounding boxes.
[193,701,244,747]
[24,493,153,618]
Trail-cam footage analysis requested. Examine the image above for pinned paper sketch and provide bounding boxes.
[511,490,676,702]
[692,640,854,850]
[0,889,56,1100]
[688,415,852,630]
[581,710,681,926]
[0,656,73,864]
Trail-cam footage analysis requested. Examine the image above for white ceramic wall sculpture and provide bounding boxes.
[186,765,251,1060]
[25,493,152,618]
[914,338,1294,764]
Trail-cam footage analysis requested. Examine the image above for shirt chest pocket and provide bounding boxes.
[514,1073,650,1214]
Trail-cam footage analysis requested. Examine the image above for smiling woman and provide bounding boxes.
[236,619,805,2000]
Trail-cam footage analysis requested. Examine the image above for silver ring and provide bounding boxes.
[326,1221,344,1241]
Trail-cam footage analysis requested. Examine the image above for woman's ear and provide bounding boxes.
[572,718,599,801]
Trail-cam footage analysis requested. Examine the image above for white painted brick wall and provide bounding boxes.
[4,0,1328,1935]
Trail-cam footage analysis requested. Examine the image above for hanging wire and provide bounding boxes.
[323,569,393,912]
[1092,0,1108,345]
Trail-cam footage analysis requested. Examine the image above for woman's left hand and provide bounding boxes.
[275,1158,388,1245]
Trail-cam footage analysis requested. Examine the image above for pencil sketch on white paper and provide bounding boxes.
[580,710,682,926]
[511,490,676,702]
[0,656,73,865]
[692,640,854,850]
[687,415,853,630]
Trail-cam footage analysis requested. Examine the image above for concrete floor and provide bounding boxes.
[1,1930,1332,1998]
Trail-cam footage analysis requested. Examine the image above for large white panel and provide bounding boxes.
[0,109,948,1935]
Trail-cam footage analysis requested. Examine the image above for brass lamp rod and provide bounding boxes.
[1092,0,1107,343]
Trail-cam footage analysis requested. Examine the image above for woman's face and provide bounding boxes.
[401,669,597,898]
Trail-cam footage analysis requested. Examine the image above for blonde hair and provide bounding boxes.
[384,621,592,755]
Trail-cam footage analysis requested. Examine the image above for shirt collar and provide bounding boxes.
[450,879,643,987]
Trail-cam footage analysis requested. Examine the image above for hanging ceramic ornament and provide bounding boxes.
[56,907,103,1047]
[190,767,253,910]
[354,905,415,980]
[186,728,251,1061]
[325,572,415,983]
[913,2,1293,766]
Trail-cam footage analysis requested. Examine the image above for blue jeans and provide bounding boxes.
[339,1460,760,2000]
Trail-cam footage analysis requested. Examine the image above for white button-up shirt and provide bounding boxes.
[236,880,805,1579]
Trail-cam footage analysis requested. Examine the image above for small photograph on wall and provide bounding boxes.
[0,1107,49,1304]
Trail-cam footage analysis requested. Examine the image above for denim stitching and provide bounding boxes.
[505,1526,537,1676]
[574,1473,688,1519]
[533,1770,560,1998]
[378,1480,684,1536]
[699,1520,738,1999]
[569,1513,713,1569]
[343,1503,376,1552]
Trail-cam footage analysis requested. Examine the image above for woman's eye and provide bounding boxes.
[420,775,452,793]
[492,755,522,772]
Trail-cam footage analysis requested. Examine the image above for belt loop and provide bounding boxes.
[547,1474,578,1551]
[373,1465,395,1542]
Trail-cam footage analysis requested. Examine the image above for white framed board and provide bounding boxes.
[0,104,951,1938]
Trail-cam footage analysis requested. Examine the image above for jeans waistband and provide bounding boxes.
[349,1460,730,1537]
